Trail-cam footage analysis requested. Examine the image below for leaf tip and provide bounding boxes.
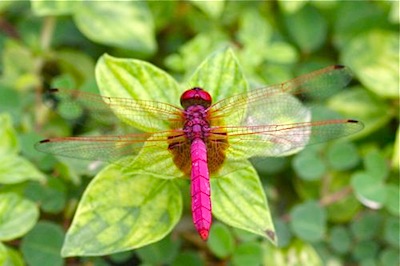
[265,229,276,242]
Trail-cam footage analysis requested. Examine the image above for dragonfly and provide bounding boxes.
[36,65,363,240]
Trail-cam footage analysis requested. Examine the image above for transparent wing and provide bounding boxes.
[35,130,180,162]
[47,88,184,131]
[219,120,363,159]
[206,65,362,159]
[209,65,352,125]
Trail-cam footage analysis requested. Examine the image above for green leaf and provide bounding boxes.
[21,222,64,266]
[0,40,39,91]
[189,0,225,19]
[350,212,381,241]
[327,141,360,171]
[188,47,249,103]
[0,88,21,122]
[73,1,156,54]
[329,226,351,254]
[0,243,24,266]
[383,217,399,247]
[55,49,96,87]
[264,42,299,64]
[292,149,327,181]
[172,251,203,266]
[61,159,182,256]
[0,155,46,184]
[363,149,389,181]
[274,219,292,248]
[333,1,390,48]
[262,239,323,266]
[290,201,326,242]
[0,113,18,155]
[351,172,386,208]
[384,184,400,216]
[342,30,399,98]
[237,9,273,67]
[40,177,67,214]
[380,248,400,266]
[231,242,263,266]
[284,5,327,52]
[109,251,133,264]
[0,193,39,241]
[207,223,235,259]
[164,31,229,74]
[96,54,181,131]
[136,236,180,264]
[326,195,361,223]
[278,0,308,14]
[31,0,78,16]
[211,160,276,244]
[353,241,379,261]
[232,227,259,242]
[392,126,400,171]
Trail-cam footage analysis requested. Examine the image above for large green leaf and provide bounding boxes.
[96,54,181,131]
[211,160,276,244]
[0,193,39,241]
[188,47,249,103]
[61,158,182,256]
[73,1,156,54]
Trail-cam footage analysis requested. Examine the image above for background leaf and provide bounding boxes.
[74,1,156,55]
[290,201,326,242]
[20,222,64,266]
[0,193,39,241]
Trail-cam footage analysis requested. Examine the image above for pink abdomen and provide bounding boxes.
[190,138,212,240]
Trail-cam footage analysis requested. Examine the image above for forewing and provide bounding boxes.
[206,65,362,159]
[221,120,363,159]
[35,131,177,163]
[209,65,352,125]
[46,88,183,131]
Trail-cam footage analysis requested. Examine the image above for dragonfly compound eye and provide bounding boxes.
[180,87,212,109]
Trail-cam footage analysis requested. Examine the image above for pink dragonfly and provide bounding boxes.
[36,65,363,240]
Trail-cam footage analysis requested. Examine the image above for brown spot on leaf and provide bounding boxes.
[266,229,275,241]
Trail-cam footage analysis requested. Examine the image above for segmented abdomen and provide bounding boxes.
[190,138,212,240]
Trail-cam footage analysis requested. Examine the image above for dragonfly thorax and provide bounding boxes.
[183,105,210,141]
[180,87,212,109]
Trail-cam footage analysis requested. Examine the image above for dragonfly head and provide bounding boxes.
[180,87,212,109]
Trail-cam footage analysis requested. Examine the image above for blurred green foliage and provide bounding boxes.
[0,1,398,265]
